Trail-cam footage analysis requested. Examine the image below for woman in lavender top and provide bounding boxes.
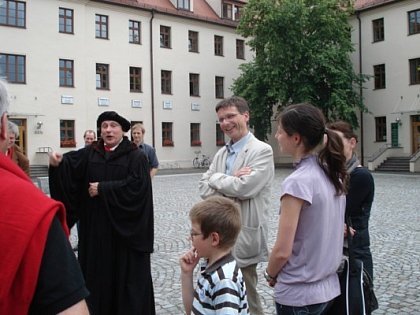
[265,103,348,315]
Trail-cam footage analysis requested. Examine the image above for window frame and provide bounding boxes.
[161,70,172,94]
[129,66,142,93]
[59,59,74,87]
[188,30,199,53]
[0,53,26,83]
[59,7,74,34]
[375,116,386,142]
[60,120,76,148]
[222,2,233,19]
[177,0,190,10]
[96,63,109,90]
[189,73,200,97]
[95,14,108,39]
[408,9,420,35]
[409,58,420,85]
[234,5,243,20]
[214,35,224,56]
[216,123,225,146]
[372,18,384,42]
[190,123,201,146]
[373,64,386,89]
[129,20,141,44]
[215,76,224,99]
[236,39,245,59]
[162,122,174,146]
[0,0,26,28]
[160,25,171,48]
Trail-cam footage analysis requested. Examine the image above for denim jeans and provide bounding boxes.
[275,301,331,315]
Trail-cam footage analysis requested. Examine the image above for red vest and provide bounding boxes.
[0,154,68,314]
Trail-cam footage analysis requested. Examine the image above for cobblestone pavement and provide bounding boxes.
[68,169,419,314]
[149,169,420,315]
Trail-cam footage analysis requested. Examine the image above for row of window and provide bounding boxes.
[161,26,245,59]
[1,2,246,59]
[373,58,420,89]
[3,52,419,97]
[0,53,228,98]
[60,120,225,148]
[372,8,420,42]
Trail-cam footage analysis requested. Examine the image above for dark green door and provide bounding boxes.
[391,122,399,147]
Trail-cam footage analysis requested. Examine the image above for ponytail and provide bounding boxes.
[319,128,348,195]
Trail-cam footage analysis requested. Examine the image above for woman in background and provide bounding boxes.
[328,120,375,280]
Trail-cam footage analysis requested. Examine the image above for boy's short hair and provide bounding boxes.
[189,196,241,249]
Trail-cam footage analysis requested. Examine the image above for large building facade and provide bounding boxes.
[2,0,249,168]
[2,0,420,170]
[350,0,420,165]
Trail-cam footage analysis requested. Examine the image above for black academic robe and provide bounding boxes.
[49,137,155,315]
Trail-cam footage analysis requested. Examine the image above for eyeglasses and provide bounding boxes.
[190,230,202,239]
[218,113,239,124]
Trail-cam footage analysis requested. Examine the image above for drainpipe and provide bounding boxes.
[150,10,156,147]
[357,12,364,166]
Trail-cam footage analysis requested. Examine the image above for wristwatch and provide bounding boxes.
[264,269,276,282]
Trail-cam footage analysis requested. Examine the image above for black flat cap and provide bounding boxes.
[97,111,131,132]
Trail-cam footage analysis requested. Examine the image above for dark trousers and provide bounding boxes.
[276,301,332,315]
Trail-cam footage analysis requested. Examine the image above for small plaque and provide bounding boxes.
[61,95,74,104]
[191,103,200,111]
[98,97,110,106]
[163,100,173,109]
[131,99,142,108]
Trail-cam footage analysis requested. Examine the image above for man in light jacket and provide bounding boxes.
[199,96,274,315]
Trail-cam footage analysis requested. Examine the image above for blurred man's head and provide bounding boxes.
[83,130,96,146]
[7,121,19,149]
[131,123,145,146]
[0,79,10,153]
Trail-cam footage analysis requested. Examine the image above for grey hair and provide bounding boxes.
[0,78,10,128]
[8,121,19,137]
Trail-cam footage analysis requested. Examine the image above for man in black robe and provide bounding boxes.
[49,111,155,315]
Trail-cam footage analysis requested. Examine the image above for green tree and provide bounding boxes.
[233,0,367,140]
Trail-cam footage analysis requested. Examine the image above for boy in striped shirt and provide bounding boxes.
[180,196,249,315]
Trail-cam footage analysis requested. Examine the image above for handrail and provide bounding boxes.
[410,148,420,162]
[367,144,392,162]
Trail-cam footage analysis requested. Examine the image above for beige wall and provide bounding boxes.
[4,0,251,167]
[350,0,420,161]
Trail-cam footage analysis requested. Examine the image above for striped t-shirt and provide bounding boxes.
[192,253,249,315]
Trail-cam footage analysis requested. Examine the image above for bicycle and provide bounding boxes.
[193,151,211,168]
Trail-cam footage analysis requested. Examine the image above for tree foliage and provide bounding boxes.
[232,0,367,140]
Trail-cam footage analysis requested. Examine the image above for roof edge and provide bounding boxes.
[91,0,239,28]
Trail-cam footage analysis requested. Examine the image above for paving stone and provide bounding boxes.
[69,169,420,314]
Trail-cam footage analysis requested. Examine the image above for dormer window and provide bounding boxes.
[178,0,190,11]
[222,1,243,21]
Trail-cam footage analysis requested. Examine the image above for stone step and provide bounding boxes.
[30,165,49,178]
[376,156,410,172]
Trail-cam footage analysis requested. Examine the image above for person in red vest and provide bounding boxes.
[0,79,90,315]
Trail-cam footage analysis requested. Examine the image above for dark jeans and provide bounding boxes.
[275,301,332,315]
[352,226,373,280]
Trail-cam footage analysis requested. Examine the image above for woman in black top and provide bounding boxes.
[328,121,375,280]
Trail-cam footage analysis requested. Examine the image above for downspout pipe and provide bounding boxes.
[150,10,155,147]
[357,12,364,165]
